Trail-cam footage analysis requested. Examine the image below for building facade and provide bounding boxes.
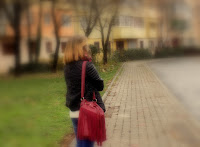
[2,0,199,73]
[0,1,74,73]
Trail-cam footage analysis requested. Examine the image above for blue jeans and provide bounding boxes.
[71,118,94,147]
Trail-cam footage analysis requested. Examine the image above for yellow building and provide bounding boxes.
[73,1,160,55]
[111,4,159,52]
[0,0,161,73]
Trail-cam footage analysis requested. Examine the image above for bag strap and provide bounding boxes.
[81,61,87,99]
[81,61,96,101]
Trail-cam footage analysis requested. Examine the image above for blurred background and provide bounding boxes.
[0,0,200,74]
[0,0,200,146]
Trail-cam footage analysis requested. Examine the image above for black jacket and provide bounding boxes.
[64,60,106,112]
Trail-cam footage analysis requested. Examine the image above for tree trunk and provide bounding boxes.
[26,1,33,64]
[85,29,91,37]
[52,38,60,72]
[14,28,21,76]
[35,27,41,64]
[35,2,42,64]
[27,41,33,63]
[51,0,60,73]
[13,2,22,76]
[103,45,108,65]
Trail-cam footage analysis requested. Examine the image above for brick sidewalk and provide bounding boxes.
[70,61,200,147]
[103,61,200,147]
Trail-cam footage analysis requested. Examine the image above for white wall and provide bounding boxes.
[20,39,29,64]
[0,37,70,74]
[40,38,55,61]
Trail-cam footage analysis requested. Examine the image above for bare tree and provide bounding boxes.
[35,1,42,64]
[153,0,174,48]
[69,0,100,37]
[0,0,25,75]
[51,0,61,72]
[97,0,120,64]
[25,0,34,64]
[25,0,42,64]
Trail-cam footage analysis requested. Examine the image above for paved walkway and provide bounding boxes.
[70,61,200,147]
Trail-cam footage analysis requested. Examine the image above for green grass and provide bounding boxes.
[98,62,121,96]
[0,62,121,147]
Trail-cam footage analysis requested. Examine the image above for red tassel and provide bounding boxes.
[78,100,106,146]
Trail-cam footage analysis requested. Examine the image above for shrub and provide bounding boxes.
[89,44,101,63]
[111,51,126,62]
[56,57,65,70]
[49,54,65,71]
[183,47,200,56]
[155,47,184,58]
[10,63,51,74]
[90,45,100,56]
[111,48,153,62]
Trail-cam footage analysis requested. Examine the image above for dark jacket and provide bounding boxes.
[64,60,106,112]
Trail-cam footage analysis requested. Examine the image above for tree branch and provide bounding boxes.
[2,2,14,27]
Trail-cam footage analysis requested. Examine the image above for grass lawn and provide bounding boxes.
[0,62,121,147]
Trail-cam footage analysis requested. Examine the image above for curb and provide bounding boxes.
[102,63,125,102]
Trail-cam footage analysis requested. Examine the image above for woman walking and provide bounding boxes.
[63,36,106,147]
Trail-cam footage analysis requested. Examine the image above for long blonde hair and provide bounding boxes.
[63,35,88,64]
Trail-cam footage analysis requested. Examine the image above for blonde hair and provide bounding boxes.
[63,35,88,64]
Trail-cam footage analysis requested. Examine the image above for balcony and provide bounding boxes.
[112,26,146,39]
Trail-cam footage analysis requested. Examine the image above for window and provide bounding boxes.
[2,42,15,55]
[0,12,6,35]
[62,15,71,26]
[130,16,134,26]
[46,41,52,53]
[80,17,88,29]
[126,16,134,26]
[134,17,144,28]
[119,16,125,26]
[128,40,137,49]
[124,16,130,26]
[115,16,134,27]
[140,41,144,48]
[150,22,156,29]
[22,12,34,25]
[116,41,124,50]
[0,12,6,25]
[94,42,99,50]
[28,13,34,24]
[61,42,67,52]
[44,13,51,24]
[149,41,154,48]
[29,40,36,54]
[115,18,120,26]
[0,24,5,35]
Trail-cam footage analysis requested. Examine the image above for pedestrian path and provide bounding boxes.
[70,61,200,147]
[103,61,200,147]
